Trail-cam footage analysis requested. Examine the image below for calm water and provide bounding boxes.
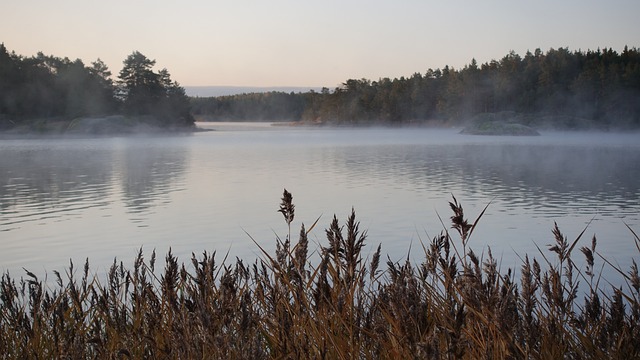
[1,123,640,284]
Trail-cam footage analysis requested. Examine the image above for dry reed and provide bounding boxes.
[1,190,639,359]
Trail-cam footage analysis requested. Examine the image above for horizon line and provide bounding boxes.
[184,85,326,97]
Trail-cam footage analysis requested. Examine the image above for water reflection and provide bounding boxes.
[328,142,640,220]
[0,137,189,231]
[1,128,639,282]
[115,140,189,222]
[0,142,114,230]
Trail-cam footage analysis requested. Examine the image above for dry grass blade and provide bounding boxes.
[305,214,322,235]
[624,222,640,253]
[567,218,594,259]
[467,199,492,244]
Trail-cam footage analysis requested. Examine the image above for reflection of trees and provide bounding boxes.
[116,140,189,216]
[0,138,189,229]
[336,143,640,211]
[455,145,640,197]
[0,146,113,214]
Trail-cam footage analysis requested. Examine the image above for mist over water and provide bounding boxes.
[1,125,639,285]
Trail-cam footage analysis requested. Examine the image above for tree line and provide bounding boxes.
[0,44,194,130]
[192,47,640,129]
[191,91,308,122]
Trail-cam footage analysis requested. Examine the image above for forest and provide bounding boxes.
[191,47,640,129]
[0,44,194,132]
[3,45,640,131]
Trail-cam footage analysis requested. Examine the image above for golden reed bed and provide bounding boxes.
[1,190,638,359]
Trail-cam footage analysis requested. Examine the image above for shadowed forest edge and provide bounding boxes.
[191,46,640,130]
[2,45,640,133]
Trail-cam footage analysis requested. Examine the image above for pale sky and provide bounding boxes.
[2,1,639,88]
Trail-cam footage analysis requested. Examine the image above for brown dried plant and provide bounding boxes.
[1,190,639,359]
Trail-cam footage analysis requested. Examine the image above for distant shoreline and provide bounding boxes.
[185,86,324,97]
[0,115,203,138]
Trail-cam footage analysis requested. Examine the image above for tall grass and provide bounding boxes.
[1,190,639,359]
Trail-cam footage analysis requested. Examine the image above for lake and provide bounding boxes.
[1,123,639,285]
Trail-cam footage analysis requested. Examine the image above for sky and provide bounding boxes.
[2,1,639,89]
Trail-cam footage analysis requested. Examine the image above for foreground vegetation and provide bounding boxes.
[1,191,639,358]
[192,46,640,129]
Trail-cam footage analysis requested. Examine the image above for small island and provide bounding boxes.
[460,121,540,136]
[459,112,540,136]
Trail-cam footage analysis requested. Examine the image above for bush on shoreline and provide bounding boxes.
[1,191,639,358]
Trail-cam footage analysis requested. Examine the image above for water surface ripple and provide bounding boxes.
[1,125,639,284]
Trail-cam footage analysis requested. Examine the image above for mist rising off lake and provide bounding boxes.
[1,124,639,282]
